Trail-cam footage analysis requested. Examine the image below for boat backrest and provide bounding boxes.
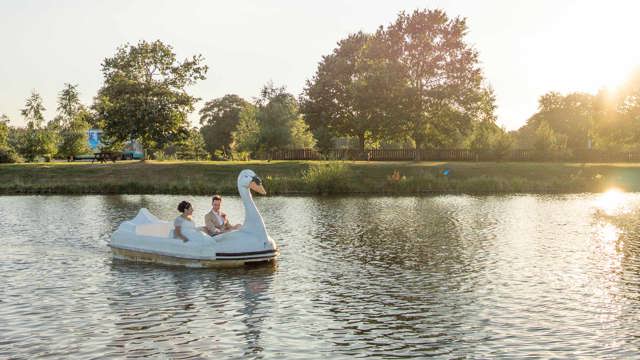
[135,221,173,238]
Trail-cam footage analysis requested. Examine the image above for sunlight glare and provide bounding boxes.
[595,188,628,216]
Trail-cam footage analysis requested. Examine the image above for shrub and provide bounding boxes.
[231,151,251,161]
[302,162,353,194]
[0,147,20,163]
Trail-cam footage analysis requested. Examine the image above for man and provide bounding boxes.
[204,195,241,236]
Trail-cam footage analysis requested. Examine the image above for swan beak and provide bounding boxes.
[250,181,267,195]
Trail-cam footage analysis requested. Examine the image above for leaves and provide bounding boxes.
[95,40,207,156]
[302,9,493,151]
[199,94,251,157]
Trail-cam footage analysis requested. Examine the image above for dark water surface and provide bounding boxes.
[1,193,640,359]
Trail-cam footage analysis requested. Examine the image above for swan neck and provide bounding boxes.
[239,186,266,236]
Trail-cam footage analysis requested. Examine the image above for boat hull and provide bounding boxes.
[110,246,278,268]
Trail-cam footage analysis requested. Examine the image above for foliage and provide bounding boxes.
[309,126,335,153]
[19,91,57,161]
[592,69,640,150]
[301,32,395,151]
[382,9,490,150]
[58,110,91,159]
[199,94,251,158]
[230,104,260,155]
[51,84,91,159]
[490,129,515,160]
[256,83,296,151]
[255,82,316,153]
[0,113,19,163]
[517,92,594,151]
[302,162,353,194]
[21,91,46,128]
[0,114,9,148]
[302,10,493,152]
[533,121,567,159]
[0,147,20,163]
[94,40,208,156]
[466,119,514,159]
[175,128,208,160]
[289,117,317,149]
[57,83,83,127]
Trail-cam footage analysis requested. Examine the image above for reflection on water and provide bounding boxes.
[1,194,640,358]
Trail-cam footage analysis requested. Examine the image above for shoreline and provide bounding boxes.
[2,160,639,196]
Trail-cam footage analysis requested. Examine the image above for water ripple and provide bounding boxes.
[1,194,640,358]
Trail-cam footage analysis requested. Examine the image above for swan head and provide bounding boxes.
[237,169,266,195]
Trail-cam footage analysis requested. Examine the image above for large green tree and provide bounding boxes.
[230,104,260,155]
[301,32,399,151]
[199,94,251,158]
[518,92,594,151]
[94,40,208,157]
[257,83,315,153]
[384,9,489,151]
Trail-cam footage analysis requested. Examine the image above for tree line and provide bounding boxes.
[1,9,639,163]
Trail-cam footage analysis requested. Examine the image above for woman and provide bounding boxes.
[174,200,195,242]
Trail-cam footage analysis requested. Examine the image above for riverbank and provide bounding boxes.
[2,160,640,195]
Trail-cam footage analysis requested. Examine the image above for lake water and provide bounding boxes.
[1,193,640,359]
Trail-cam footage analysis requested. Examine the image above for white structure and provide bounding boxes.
[109,169,278,267]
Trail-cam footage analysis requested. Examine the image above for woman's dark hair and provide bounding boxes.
[177,201,192,213]
[212,195,222,202]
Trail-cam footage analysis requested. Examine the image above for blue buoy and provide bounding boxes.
[442,169,450,176]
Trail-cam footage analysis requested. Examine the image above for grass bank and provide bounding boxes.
[2,160,640,195]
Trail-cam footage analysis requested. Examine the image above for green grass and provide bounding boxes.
[2,160,640,195]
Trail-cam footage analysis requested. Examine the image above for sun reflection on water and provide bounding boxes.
[595,188,630,216]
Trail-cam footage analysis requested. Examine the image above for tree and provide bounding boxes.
[256,82,315,153]
[290,117,317,149]
[533,121,567,159]
[521,92,594,151]
[58,110,91,159]
[383,9,489,152]
[21,91,46,128]
[592,68,640,150]
[57,83,82,127]
[231,104,260,155]
[199,94,251,158]
[20,91,57,161]
[301,32,398,152]
[176,127,208,160]
[466,118,514,160]
[51,84,91,159]
[94,40,208,157]
[0,114,9,148]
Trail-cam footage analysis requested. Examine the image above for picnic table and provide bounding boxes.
[92,152,121,163]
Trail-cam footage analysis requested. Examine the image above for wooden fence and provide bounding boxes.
[263,149,640,162]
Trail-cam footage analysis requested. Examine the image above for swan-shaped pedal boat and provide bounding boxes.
[109,169,278,267]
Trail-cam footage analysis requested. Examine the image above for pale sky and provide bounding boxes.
[1,0,639,130]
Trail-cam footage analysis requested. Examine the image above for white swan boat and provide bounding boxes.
[109,169,278,267]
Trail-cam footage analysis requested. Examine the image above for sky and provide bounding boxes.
[1,0,639,130]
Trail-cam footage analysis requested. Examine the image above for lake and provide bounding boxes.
[1,192,639,358]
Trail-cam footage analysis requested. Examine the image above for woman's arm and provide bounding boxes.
[174,226,188,242]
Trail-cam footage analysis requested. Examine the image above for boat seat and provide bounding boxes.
[135,222,173,238]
